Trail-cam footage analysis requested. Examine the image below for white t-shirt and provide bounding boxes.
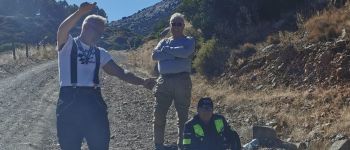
[58,35,112,87]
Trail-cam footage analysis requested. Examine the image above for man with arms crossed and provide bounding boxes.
[152,13,195,150]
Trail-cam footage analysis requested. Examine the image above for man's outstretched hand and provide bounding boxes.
[79,2,96,14]
[143,78,157,90]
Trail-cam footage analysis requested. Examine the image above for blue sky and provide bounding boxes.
[63,0,161,21]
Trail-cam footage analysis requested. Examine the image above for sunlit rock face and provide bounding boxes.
[110,0,181,36]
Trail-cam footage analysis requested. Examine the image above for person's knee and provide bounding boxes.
[154,105,170,117]
[154,117,167,127]
[85,128,110,150]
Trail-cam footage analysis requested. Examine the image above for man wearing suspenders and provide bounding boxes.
[56,2,155,150]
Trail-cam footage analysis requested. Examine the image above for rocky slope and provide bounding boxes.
[110,0,181,35]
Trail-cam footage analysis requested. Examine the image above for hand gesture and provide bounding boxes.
[79,2,96,14]
[143,78,157,90]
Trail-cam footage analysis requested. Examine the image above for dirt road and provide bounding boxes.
[0,61,59,150]
[0,54,182,150]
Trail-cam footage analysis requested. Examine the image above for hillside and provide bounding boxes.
[0,0,106,51]
[110,0,181,36]
[0,0,181,51]
[99,0,181,50]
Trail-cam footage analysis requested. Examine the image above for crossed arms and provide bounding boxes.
[152,38,195,61]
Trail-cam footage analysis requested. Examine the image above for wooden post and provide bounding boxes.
[25,43,29,58]
[12,42,16,60]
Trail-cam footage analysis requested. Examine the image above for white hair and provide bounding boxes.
[83,14,107,26]
[170,12,185,23]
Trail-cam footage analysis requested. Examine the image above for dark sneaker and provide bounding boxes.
[177,143,184,150]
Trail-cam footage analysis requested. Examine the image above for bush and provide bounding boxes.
[179,0,304,47]
[304,9,350,42]
[238,43,256,58]
[193,38,230,78]
[267,34,281,44]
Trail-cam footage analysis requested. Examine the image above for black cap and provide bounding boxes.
[197,97,213,110]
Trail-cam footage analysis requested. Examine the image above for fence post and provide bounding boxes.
[26,43,29,58]
[12,42,16,60]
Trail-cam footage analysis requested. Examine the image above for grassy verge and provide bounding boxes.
[0,45,56,78]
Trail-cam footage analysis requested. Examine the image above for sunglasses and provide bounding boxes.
[171,22,183,27]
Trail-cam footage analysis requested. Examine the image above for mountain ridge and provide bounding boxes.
[110,0,181,36]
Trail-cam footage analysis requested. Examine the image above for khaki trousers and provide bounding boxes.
[153,73,192,146]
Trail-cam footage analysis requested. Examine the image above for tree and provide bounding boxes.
[179,0,304,45]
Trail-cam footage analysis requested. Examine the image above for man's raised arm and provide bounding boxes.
[56,2,96,50]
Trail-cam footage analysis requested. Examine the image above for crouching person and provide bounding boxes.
[183,97,241,150]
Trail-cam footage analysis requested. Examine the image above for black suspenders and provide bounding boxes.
[70,40,78,86]
[70,39,100,87]
[93,49,100,85]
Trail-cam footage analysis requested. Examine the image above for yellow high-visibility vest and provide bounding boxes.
[183,119,225,145]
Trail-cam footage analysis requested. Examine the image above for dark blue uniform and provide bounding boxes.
[183,114,241,150]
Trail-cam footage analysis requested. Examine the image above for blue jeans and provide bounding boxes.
[56,87,110,150]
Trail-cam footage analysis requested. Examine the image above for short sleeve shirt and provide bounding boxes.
[58,35,112,87]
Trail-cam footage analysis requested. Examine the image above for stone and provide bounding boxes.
[266,120,278,127]
[333,134,347,142]
[304,44,316,51]
[262,44,275,52]
[256,85,263,90]
[282,142,298,150]
[340,29,347,39]
[253,126,280,147]
[332,39,347,53]
[253,126,277,139]
[295,142,307,150]
[336,67,346,80]
[329,139,350,150]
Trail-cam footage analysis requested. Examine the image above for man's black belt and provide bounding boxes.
[160,72,190,78]
[61,86,101,90]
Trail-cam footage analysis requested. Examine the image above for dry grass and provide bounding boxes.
[304,7,350,41]
[126,39,158,76]
[0,45,56,65]
[191,75,350,148]
[0,45,56,79]
[266,34,281,45]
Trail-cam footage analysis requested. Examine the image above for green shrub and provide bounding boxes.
[267,34,281,44]
[238,43,256,58]
[179,0,304,45]
[193,38,230,78]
